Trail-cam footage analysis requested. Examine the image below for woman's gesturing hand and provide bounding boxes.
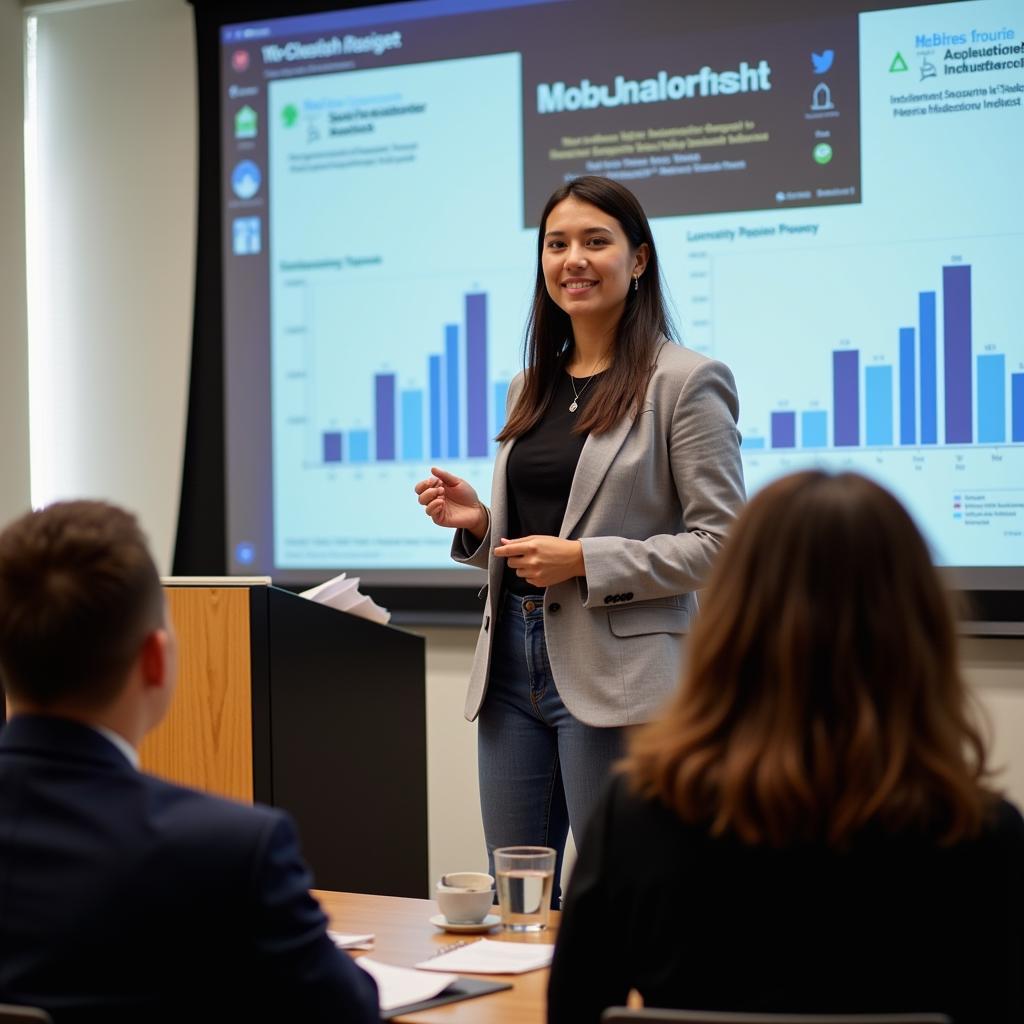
[414,466,488,539]
[493,536,585,588]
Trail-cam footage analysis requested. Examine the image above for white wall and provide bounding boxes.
[25,0,195,571]
[963,637,1024,803]
[8,0,1024,891]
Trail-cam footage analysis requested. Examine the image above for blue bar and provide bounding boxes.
[977,354,1005,443]
[899,327,916,445]
[919,292,937,444]
[1013,373,1024,442]
[493,379,510,435]
[445,325,459,458]
[770,411,796,448]
[801,410,827,448]
[741,436,766,449]
[428,355,442,459]
[323,432,342,463]
[401,389,424,460]
[866,365,893,446]
[348,429,370,463]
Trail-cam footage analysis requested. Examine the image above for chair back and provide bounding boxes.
[601,1010,952,1024]
[0,1007,54,1024]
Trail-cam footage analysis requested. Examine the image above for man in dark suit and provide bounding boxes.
[0,501,379,1023]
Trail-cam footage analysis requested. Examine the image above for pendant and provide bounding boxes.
[569,401,578,412]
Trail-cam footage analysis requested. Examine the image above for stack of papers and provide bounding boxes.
[414,939,555,974]
[328,930,375,950]
[354,958,457,1012]
[300,573,390,625]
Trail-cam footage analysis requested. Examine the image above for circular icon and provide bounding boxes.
[232,49,250,73]
[235,541,255,565]
[231,160,262,200]
[813,142,833,165]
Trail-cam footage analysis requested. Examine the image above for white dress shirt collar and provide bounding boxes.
[90,724,141,770]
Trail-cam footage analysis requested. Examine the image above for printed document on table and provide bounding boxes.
[328,930,374,950]
[354,958,457,1012]
[414,939,554,974]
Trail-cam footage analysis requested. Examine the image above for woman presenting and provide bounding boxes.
[414,176,745,895]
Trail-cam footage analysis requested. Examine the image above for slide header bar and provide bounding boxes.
[222,0,566,43]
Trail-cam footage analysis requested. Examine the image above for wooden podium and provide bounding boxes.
[142,582,428,898]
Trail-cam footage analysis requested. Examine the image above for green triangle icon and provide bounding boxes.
[889,51,909,72]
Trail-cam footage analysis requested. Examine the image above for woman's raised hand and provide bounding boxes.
[414,466,488,539]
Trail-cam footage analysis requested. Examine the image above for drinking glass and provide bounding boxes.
[493,846,556,932]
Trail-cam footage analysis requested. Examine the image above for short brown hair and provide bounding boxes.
[623,471,993,847]
[0,500,163,709]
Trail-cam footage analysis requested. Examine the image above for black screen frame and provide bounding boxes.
[176,0,1024,629]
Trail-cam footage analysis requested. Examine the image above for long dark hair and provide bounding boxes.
[497,176,674,440]
[623,471,994,847]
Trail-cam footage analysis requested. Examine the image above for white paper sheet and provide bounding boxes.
[413,939,554,974]
[354,957,457,1011]
[300,572,391,624]
[328,930,375,950]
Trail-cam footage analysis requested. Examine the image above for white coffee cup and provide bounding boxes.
[435,871,494,924]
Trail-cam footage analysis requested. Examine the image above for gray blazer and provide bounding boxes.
[452,340,745,727]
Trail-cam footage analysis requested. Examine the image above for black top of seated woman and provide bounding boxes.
[504,370,605,596]
[547,771,1024,1024]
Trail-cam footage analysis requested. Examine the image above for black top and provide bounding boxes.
[548,772,1024,1024]
[503,370,604,596]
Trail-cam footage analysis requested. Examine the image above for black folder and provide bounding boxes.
[381,976,513,1020]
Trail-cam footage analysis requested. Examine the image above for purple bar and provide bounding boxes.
[466,293,488,457]
[770,411,796,448]
[322,431,342,463]
[375,373,396,461]
[943,264,972,443]
[1013,373,1024,442]
[833,350,859,446]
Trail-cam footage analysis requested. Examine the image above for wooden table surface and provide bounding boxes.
[314,889,558,1024]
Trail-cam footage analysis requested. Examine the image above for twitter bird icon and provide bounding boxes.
[812,50,835,73]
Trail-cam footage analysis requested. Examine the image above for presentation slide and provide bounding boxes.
[267,53,525,568]
[219,0,1024,581]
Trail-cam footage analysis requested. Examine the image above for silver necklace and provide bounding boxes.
[569,371,598,413]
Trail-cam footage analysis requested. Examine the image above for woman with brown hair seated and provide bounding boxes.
[547,470,1023,1023]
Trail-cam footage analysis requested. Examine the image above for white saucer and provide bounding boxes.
[429,913,501,934]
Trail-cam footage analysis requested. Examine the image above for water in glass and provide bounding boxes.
[496,868,554,931]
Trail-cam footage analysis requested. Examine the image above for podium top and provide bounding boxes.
[160,576,272,587]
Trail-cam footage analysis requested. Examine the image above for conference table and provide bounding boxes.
[314,889,558,1023]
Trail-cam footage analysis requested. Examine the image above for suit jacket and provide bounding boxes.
[453,341,745,726]
[0,715,379,1024]
[548,773,1024,1023]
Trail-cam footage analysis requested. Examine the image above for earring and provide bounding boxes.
[633,274,639,292]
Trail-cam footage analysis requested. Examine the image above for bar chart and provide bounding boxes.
[681,230,1024,567]
[716,257,1022,453]
[316,290,513,467]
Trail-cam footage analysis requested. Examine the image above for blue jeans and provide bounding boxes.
[478,591,625,906]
